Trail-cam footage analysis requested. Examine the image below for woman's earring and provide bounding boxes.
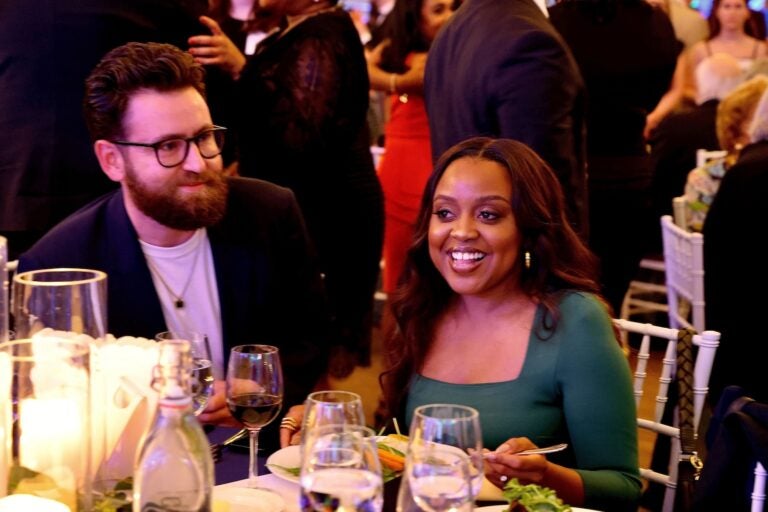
[524,251,532,270]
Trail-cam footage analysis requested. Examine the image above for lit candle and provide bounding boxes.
[0,494,71,512]
[19,398,86,491]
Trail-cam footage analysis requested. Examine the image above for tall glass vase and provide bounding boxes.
[0,236,8,344]
[12,268,107,340]
[0,338,92,511]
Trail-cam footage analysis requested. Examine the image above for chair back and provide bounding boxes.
[753,462,767,512]
[696,148,727,168]
[613,318,720,512]
[661,215,705,332]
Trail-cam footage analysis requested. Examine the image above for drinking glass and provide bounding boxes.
[226,345,283,489]
[0,338,92,510]
[155,331,214,415]
[300,424,383,512]
[409,405,484,498]
[301,390,366,444]
[406,445,473,512]
[12,268,107,340]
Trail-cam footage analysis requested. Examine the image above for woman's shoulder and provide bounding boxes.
[551,291,615,339]
[555,290,607,317]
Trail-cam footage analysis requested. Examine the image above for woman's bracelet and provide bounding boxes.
[389,73,398,94]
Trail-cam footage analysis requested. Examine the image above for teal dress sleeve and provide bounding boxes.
[554,293,641,511]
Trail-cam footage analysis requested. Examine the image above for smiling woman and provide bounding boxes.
[381,138,642,511]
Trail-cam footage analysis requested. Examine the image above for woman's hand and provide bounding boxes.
[188,16,246,80]
[279,404,304,447]
[483,437,550,488]
[198,380,240,427]
[366,39,390,67]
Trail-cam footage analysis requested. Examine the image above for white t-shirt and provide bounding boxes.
[140,229,224,379]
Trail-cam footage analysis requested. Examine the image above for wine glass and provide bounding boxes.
[155,331,214,415]
[301,390,366,444]
[406,445,473,512]
[226,344,283,489]
[409,404,484,498]
[300,424,383,512]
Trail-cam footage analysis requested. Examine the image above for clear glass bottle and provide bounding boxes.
[133,339,214,512]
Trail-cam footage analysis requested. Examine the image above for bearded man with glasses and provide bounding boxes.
[17,42,330,445]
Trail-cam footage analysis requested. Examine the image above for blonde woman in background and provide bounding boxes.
[684,74,768,230]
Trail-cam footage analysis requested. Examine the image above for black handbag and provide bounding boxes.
[674,328,702,512]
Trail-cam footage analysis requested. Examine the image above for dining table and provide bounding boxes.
[208,425,412,512]
[207,426,600,512]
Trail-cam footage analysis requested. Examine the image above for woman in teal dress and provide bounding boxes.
[381,137,641,511]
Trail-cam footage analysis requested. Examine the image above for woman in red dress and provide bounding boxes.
[367,0,454,294]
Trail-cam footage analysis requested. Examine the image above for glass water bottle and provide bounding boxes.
[133,339,214,511]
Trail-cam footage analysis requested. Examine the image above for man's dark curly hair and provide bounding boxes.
[83,42,206,142]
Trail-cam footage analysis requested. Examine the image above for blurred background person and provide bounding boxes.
[424,0,589,238]
[647,0,709,49]
[366,0,454,297]
[704,85,768,406]
[646,0,767,137]
[234,0,384,378]
[649,52,744,235]
[683,74,768,230]
[550,0,680,314]
[188,0,282,166]
[0,0,207,260]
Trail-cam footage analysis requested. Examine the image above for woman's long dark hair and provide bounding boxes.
[378,0,432,73]
[380,137,604,419]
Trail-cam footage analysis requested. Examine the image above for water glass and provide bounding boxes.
[301,390,366,444]
[406,446,473,512]
[300,424,383,512]
[155,331,214,415]
[409,404,484,498]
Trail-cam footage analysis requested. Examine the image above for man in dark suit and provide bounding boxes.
[0,0,207,260]
[17,43,329,446]
[424,0,588,237]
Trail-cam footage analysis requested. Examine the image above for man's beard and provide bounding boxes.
[124,164,229,231]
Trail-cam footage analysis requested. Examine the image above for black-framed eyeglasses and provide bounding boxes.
[111,126,227,168]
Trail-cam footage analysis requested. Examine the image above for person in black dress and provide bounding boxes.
[550,0,681,313]
[236,0,384,377]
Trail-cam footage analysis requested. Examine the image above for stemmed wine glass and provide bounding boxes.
[300,424,383,512]
[406,445,473,512]
[301,390,366,444]
[155,331,214,415]
[226,344,283,489]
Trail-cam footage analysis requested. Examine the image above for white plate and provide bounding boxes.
[213,487,286,512]
[265,436,407,484]
[266,445,301,483]
[475,505,599,512]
